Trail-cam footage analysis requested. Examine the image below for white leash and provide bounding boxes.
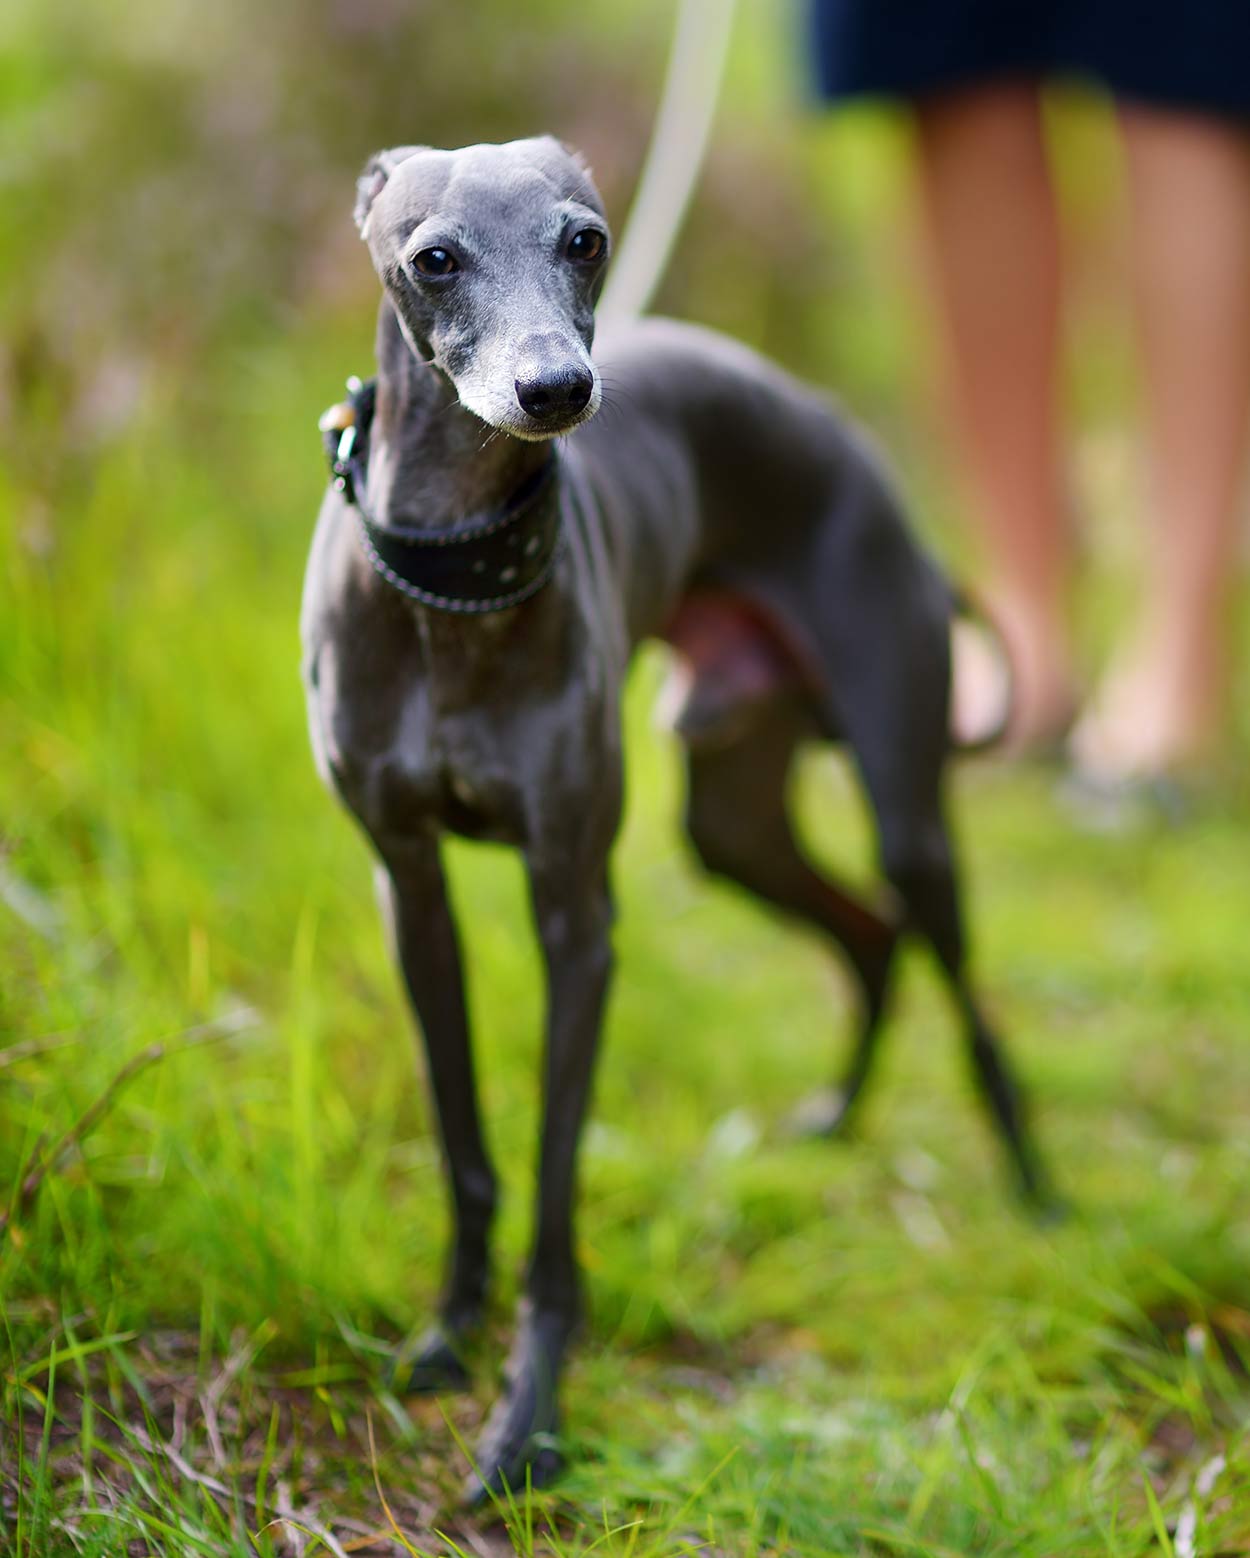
[598,0,737,328]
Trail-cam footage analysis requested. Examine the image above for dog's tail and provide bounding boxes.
[949,588,1016,754]
[597,0,736,330]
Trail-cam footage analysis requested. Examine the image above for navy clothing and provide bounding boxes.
[808,0,1250,118]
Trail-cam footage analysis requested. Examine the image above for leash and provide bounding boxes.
[598,0,737,327]
[320,377,562,614]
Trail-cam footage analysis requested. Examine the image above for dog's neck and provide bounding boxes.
[366,299,551,533]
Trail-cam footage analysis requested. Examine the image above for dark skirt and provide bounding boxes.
[808,0,1250,118]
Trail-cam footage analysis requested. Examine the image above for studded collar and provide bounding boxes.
[320,376,562,614]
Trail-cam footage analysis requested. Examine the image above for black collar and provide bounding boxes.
[320,376,562,613]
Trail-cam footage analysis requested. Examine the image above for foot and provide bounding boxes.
[1057,766,1192,834]
[949,611,1014,749]
[389,1322,474,1394]
[965,594,1078,758]
[1068,632,1220,784]
[461,1318,566,1508]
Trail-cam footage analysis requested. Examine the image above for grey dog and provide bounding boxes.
[300,136,1051,1501]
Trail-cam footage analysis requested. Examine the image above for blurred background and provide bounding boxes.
[3,0,1153,527]
[2,1,1249,1552]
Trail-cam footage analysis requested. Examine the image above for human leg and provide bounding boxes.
[1071,106,1250,777]
[915,83,1076,748]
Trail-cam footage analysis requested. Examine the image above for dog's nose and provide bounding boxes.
[515,365,594,422]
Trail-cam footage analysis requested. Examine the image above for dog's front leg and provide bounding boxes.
[465,845,615,1504]
[376,837,497,1391]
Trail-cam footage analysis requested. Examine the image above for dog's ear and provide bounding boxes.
[552,139,605,216]
[556,141,593,176]
[521,135,603,212]
[354,146,423,235]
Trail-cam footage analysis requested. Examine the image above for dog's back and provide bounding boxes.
[570,315,954,737]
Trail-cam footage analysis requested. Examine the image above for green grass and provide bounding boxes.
[4,314,1250,1555]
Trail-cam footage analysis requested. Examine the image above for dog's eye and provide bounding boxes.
[566,228,605,263]
[412,247,458,278]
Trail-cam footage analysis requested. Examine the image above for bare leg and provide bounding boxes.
[915,84,1076,749]
[1071,108,1250,778]
[376,841,497,1390]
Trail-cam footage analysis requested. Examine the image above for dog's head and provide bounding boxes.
[353,138,610,441]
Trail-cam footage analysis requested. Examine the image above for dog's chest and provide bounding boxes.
[310,631,537,846]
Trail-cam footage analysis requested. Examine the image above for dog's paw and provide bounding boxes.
[784,1086,859,1140]
[460,1345,563,1507]
[1019,1179,1071,1228]
[389,1324,474,1395]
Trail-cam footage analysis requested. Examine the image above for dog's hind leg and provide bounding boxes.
[874,797,1054,1208]
[682,698,901,1129]
[375,839,497,1391]
[826,605,1056,1208]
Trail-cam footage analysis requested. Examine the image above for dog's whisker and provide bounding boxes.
[596,380,637,401]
